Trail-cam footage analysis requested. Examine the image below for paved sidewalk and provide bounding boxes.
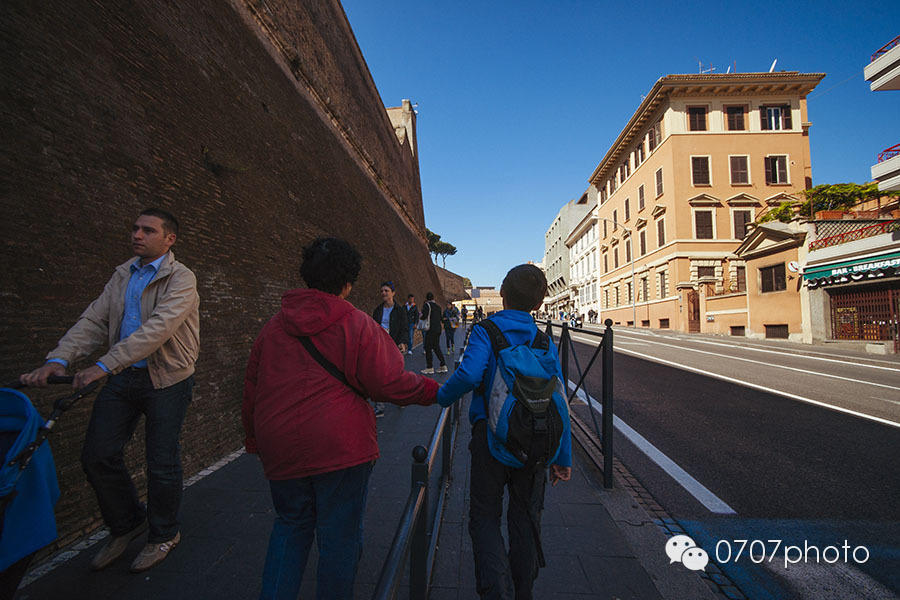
[17,325,716,599]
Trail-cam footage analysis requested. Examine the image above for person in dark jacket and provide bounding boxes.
[420,292,447,374]
[371,281,407,416]
[243,237,438,600]
[404,294,419,355]
[442,302,460,352]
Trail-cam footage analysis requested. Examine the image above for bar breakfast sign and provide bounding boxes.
[804,252,900,288]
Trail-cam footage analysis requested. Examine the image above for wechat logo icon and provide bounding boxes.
[665,535,709,571]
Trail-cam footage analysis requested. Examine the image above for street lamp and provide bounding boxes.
[596,216,637,328]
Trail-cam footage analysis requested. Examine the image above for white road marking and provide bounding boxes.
[579,333,900,392]
[872,396,900,407]
[615,328,900,368]
[599,343,900,430]
[568,381,737,515]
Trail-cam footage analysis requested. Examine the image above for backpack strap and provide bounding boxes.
[476,318,509,357]
[297,336,366,398]
[530,329,550,351]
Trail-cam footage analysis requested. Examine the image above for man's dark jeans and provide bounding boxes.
[424,329,445,368]
[259,461,373,600]
[81,368,193,543]
[468,421,546,600]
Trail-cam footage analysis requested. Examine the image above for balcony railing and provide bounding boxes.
[878,143,900,163]
[809,219,898,251]
[871,35,900,62]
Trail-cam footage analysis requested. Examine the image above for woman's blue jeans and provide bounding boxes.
[260,461,374,600]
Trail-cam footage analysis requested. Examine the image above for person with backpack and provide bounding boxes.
[419,292,447,374]
[442,301,460,353]
[436,264,571,600]
[242,237,437,600]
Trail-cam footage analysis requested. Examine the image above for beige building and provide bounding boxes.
[587,72,824,334]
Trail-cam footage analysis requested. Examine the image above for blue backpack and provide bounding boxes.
[477,319,567,469]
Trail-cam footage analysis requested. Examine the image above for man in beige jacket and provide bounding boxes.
[21,208,199,573]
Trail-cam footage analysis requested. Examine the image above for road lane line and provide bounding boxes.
[614,328,900,367]
[567,381,737,515]
[596,343,900,430]
[578,333,900,392]
[615,330,900,373]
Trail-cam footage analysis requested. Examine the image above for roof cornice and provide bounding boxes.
[587,72,825,186]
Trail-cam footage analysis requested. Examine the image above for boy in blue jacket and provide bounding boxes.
[437,264,571,600]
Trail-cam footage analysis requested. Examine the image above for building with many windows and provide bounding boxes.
[543,195,593,316]
[565,191,599,318]
[587,72,824,334]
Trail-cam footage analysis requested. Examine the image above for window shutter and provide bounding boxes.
[760,106,769,130]
[764,157,772,184]
[777,157,787,183]
[783,106,792,129]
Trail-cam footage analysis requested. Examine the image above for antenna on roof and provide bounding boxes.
[769,58,778,73]
[726,65,731,74]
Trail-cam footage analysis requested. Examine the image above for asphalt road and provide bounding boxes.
[554,326,900,600]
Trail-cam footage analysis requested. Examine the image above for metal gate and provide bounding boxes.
[829,285,900,351]
[687,289,701,333]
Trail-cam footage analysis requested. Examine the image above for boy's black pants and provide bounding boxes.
[468,421,546,600]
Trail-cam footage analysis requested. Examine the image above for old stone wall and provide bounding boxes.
[0,0,442,548]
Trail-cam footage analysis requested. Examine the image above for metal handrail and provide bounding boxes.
[537,319,615,488]
[877,143,900,163]
[372,386,460,600]
[871,35,900,62]
[809,219,898,251]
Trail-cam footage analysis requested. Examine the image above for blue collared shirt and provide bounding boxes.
[49,254,165,372]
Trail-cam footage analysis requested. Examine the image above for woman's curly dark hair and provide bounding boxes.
[300,237,362,295]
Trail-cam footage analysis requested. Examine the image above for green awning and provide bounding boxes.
[804,251,900,281]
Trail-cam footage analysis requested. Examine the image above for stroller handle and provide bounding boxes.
[4,375,74,389]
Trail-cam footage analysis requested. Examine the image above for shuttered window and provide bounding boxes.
[733,210,752,239]
[726,105,746,130]
[760,264,787,292]
[691,156,711,185]
[695,211,714,239]
[760,105,792,130]
[764,156,789,184]
[730,155,749,184]
[688,106,707,131]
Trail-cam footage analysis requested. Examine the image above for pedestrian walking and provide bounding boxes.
[419,292,447,374]
[436,264,572,599]
[461,304,468,327]
[404,294,419,355]
[442,301,460,353]
[20,208,199,573]
[371,281,407,417]
[242,237,437,600]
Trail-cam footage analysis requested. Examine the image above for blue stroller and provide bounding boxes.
[0,377,97,597]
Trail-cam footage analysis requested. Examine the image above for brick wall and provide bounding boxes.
[0,0,444,549]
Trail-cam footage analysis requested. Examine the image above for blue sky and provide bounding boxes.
[342,1,900,287]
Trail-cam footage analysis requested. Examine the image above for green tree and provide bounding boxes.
[757,201,796,224]
[800,182,898,217]
[426,228,442,263]
[435,241,457,268]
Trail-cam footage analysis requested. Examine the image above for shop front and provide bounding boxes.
[804,251,900,352]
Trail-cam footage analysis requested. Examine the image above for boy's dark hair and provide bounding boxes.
[407,293,415,299]
[300,237,362,295]
[426,292,434,301]
[140,207,179,236]
[501,264,547,311]
[381,281,395,291]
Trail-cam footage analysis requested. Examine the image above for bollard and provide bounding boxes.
[410,445,429,600]
[602,319,614,489]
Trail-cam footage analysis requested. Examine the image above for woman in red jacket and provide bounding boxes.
[243,237,438,600]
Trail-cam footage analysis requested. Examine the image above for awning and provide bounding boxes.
[804,251,900,287]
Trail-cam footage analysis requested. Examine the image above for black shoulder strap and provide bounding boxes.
[476,319,509,357]
[530,329,550,351]
[297,336,366,397]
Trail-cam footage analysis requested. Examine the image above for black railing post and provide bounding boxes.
[602,319,614,489]
[410,446,429,600]
[560,321,570,385]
